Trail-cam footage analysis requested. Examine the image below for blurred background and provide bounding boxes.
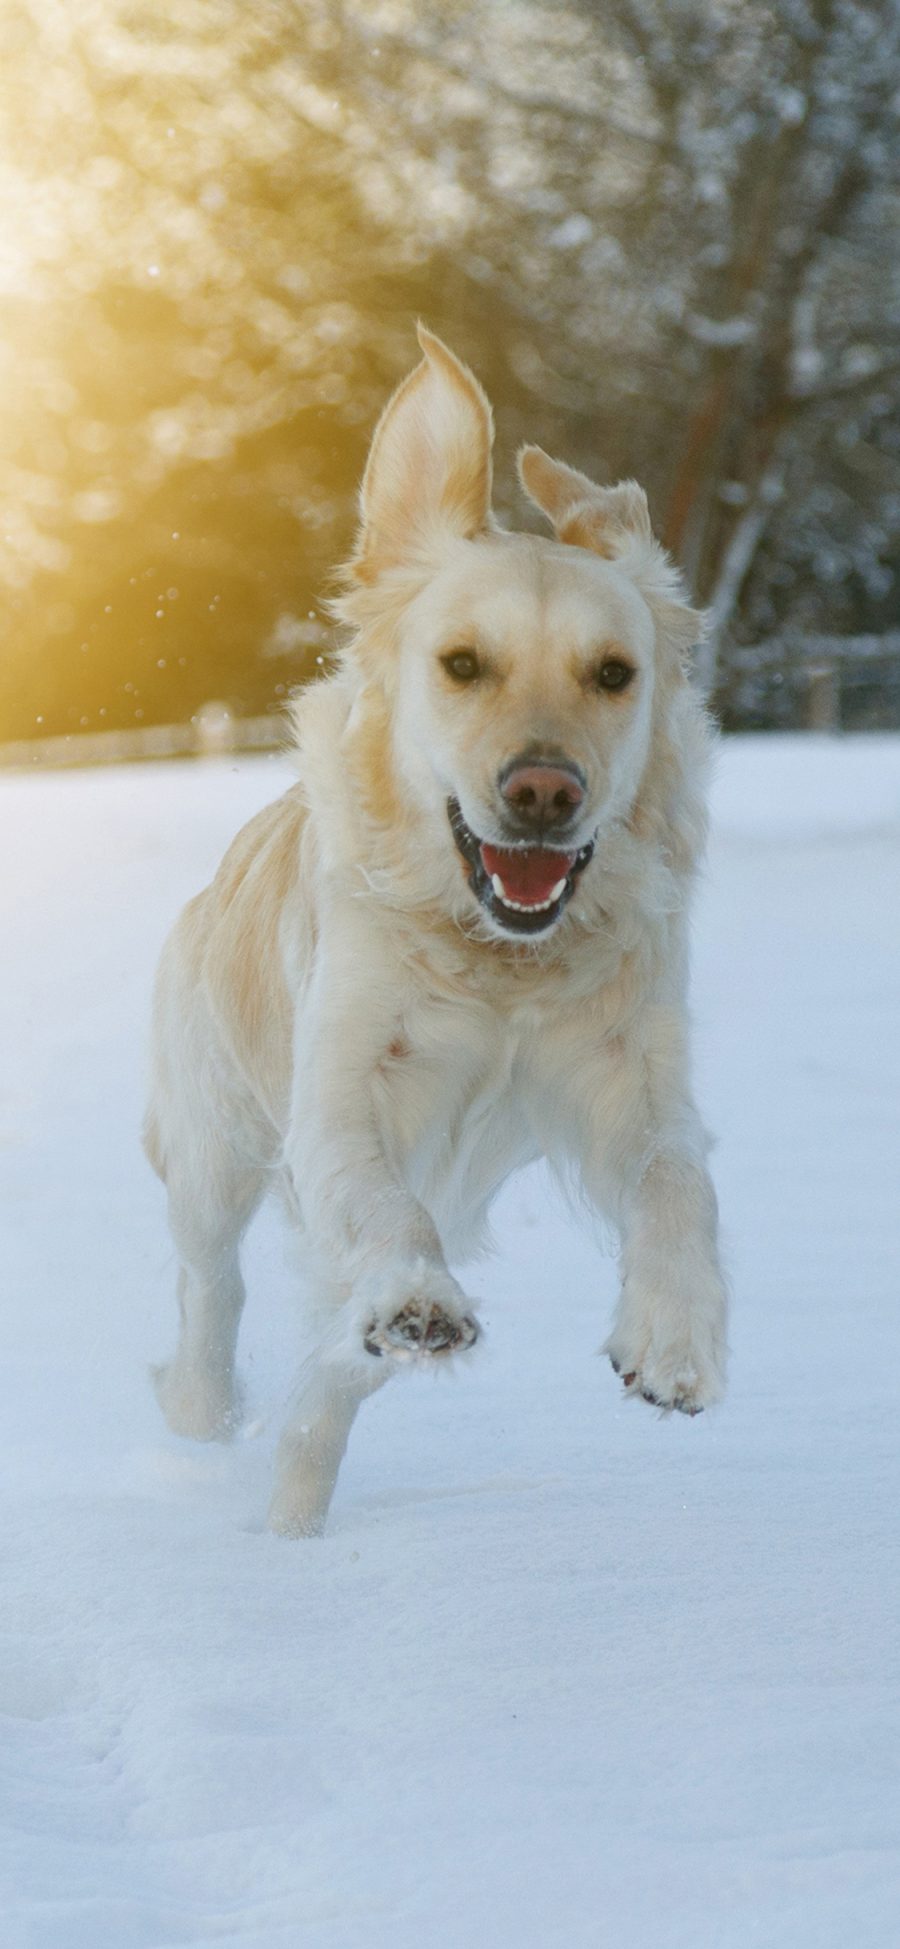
[2,0,899,755]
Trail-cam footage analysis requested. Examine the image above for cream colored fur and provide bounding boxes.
[145,327,728,1536]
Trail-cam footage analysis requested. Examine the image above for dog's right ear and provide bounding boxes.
[349,326,494,583]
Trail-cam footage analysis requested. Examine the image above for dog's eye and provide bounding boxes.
[441,648,481,684]
[593,658,635,693]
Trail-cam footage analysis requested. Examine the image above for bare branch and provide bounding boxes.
[698,460,789,694]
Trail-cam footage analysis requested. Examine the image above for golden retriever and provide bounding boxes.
[144,328,727,1535]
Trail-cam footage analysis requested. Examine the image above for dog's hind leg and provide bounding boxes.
[152,1143,266,1443]
[268,1317,389,1537]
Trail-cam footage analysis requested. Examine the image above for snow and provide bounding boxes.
[2,733,898,1948]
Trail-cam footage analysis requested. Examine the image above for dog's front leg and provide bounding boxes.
[269,934,478,1534]
[287,943,480,1354]
[607,1143,727,1415]
[564,1006,728,1416]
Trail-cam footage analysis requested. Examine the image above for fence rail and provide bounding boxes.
[0,704,287,771]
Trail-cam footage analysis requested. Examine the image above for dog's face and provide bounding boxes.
[392,537,656,937]
[342,330,702,942]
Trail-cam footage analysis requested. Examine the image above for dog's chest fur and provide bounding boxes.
[370,984,544,1257]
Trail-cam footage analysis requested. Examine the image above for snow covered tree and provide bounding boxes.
[2,0,898,739]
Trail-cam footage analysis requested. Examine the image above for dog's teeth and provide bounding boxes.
[490,877,563,918]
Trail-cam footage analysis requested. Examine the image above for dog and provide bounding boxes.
[144,327,728,1535]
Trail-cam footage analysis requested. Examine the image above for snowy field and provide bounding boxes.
[2,734,899,1949]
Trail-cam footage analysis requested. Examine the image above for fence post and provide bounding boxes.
[806,662,839,733]
[192,700,236,757]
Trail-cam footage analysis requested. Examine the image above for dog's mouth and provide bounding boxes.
[448,798,595,936]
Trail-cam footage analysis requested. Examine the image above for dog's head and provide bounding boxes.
[335,328,707,943]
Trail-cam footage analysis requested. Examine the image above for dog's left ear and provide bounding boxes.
[518,445,705,658]
[518,446,653,556]
[350,326,494,583]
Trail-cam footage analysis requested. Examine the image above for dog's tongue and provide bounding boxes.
[480,842,576,906]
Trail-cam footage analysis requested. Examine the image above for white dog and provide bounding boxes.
[144,328,727,1535]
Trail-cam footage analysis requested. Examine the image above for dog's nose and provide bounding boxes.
[499,760,585,830]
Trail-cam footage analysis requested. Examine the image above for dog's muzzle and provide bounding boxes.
[447,798,595,937]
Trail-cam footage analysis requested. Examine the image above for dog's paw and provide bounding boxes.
[605,1261,728,1417]
[362,1267,479,1363]
[605,1322,726,1417]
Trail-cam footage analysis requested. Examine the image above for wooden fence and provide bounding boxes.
[2,634,899,768]
[720,632,900,733]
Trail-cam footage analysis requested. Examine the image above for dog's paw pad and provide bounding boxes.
[364,1301,478,1361]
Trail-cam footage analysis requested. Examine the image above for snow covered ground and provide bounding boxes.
[2,735,898,1949]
